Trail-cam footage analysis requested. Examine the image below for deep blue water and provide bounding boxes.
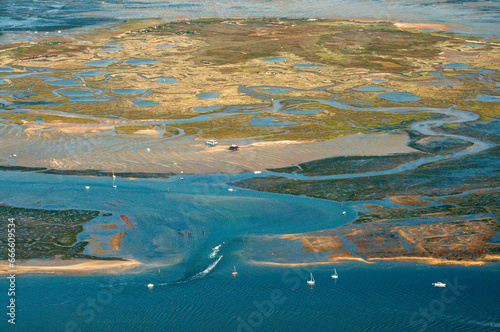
[0,169,498,331]
[1,1,500,330]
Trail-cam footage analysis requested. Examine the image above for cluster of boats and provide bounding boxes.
[307,269,338,286]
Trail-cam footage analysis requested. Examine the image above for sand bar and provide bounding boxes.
[0,259,142,275]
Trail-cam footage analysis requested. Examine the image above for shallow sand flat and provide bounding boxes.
[0,123,418,173]
[0,258,142,274]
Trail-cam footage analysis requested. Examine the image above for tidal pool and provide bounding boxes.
[69,97,110,102]
[127,59,162,65]
[104,42,122,47]
[444,63,473,69]
[0,80,7,84]
[84,60,118,66]
[466,43,484,47]
[132,100,160,106]
[113,89,146,95]
[60,90,93,97]
[250,116,299,126]
[49,79,82,87]
[0,67,13,72]
[156,78,179,84]
[378,92,421,102]
[196,92,219,99]
[156,45,176,49]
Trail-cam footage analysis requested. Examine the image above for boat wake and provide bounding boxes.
[209,244,222,259]
[181,255,223,283]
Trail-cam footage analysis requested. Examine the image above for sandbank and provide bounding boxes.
[0,258,142,275]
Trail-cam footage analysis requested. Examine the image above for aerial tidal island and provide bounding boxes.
[0,17,499,273]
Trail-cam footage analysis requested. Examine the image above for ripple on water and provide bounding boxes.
[378,92,421,102]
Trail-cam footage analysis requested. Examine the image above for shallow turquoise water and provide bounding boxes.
[132,100,160,106]
[113,89,146,95]
[444,63,473,69]
[0,171,498,331]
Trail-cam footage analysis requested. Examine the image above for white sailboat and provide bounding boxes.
[331,269,338,279]
[307,273,315,285]
[432,282,446,288]
[147,283,154,288]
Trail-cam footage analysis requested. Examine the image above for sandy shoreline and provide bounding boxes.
[250,255,500,267]
[0,131,418,174]
[0,258,143,275]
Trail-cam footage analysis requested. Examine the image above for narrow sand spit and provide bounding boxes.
[0,259,142,274]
